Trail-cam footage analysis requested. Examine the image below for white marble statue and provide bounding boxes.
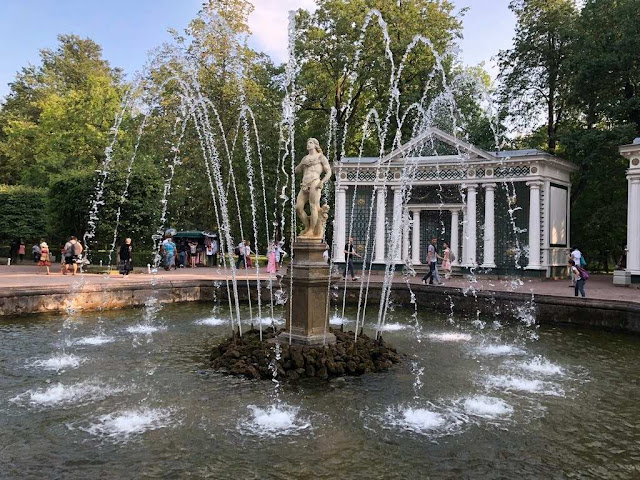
[295,138,332,239]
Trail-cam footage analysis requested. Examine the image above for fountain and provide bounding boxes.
[278,137,334,346]
[5,6,640,478]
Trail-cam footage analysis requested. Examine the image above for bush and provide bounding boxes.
[0,185,48,244]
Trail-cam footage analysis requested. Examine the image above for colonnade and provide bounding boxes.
[333,182,544,271]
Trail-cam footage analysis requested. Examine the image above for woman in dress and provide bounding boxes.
[441,241,452,279]
[18,240,26,263]
[38,241,51,275]
[266,242,278,274]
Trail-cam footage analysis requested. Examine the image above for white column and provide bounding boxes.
[333,185,347,262]
[391,187,403,262]
[482,183,496,268]
[526,181,543,269]
[465,184,478,266]
[411,209,421,264]
[450,209,460,266]
[374,186,386,262]
[402,207,410,263]
[628,178,640,272]
[619,143,640,275]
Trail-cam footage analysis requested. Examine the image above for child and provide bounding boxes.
[38,242,51,275]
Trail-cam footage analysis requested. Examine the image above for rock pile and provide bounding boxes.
[209,328,401,381]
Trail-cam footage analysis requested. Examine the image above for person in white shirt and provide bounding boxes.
[236,240,246,269]
[570,247,582,286]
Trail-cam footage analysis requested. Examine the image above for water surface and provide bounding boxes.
[1,303,639,479]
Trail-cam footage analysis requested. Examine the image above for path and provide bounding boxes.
[0,264,637,305]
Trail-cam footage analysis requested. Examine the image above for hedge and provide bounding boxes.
[0,184,48,244]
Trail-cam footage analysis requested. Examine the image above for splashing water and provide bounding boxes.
[82,407,177,441]
[72,336,115,346]
[384,406,448,435]
[126,324,167,335]
[485,375,564,397]
[11,382,122,408]
[475,345,527,356]
[516,356,565,376]
[378,322,411,332]
[239,405,310,438]
[427,332,472,342]
[462,395,513,419]
[194,317,226,327]
[30,354,86,371]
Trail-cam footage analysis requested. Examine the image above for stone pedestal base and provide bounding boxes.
[613,270,631,286]
[277,238,336,345]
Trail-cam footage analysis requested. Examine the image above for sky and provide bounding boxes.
[0,0,515,100]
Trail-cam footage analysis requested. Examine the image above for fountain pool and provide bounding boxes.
[1,303,639,478]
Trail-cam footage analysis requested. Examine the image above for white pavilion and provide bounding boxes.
[331,127,578,278]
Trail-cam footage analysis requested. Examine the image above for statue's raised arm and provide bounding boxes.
[295,138,332,239]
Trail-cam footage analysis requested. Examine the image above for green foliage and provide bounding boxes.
[501,0,640,269]
[47,165,163,252]
[0,184,48,243]
[559,125,634,269]
[295,0,463,158]
[0,34,125,187]
[498,0,577,152]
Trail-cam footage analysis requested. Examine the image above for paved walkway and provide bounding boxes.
[0,264,638,305]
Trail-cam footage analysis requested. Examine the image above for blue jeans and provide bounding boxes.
[574,279,586,297]
[422,262,439,284]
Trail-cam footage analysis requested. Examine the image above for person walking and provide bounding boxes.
[38,241,51,275]
[441,241,452,279]
[70,237,83,275]
[266,242,278,274]
[119,238,133,276]
[569,259,587,298]
[236,240,246,269]
[188,240,198,268]
[32,243,41,263]
[161,236,177,271]
[18,240,26,263]
[244,240,253,268]
[343,237,360,280]
[422,237,441,285]
[62,237,74,275]
[275,241,286,270]
[569,247,582,287]
[9,239,18,265]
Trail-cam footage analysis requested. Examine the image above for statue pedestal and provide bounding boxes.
[277,238,336,345]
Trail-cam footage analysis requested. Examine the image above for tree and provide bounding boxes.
[568,0,640,132]
[295,0,462,158]
[498,0,577,152]
[142,0,284,249]
[0,34,125,187]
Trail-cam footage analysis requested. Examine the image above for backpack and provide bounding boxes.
[579,256,587,267]
[449,251,456,262]
[234,247,241,256]
[577,266,590,280]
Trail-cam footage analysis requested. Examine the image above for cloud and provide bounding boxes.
[248,0,316,63]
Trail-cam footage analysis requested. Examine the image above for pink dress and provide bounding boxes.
[266,250,277,273]
[442,248,452,271]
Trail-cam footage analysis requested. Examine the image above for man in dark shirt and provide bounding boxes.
[343,237,361,280]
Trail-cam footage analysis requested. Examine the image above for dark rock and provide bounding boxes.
[209,327,402,382]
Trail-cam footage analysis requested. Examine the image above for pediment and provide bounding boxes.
[381,127,496,163]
